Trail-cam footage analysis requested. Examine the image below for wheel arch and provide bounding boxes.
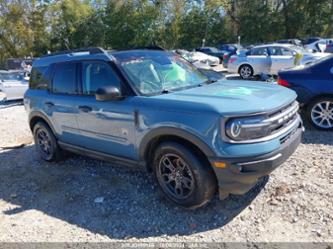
[238,63,254,74]
[304,94,333,108]
[139,127,216,171]
[29,111,56,135]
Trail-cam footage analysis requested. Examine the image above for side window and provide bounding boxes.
[30,66,48,90]
[81,61,120,95]
[269,47,282,56]
[281,48,293,56]
[250,48,267,56]
[52,63,77,94]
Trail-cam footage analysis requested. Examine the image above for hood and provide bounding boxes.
[152,80,296,115]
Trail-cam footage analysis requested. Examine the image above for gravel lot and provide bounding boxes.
[0,103,332,243]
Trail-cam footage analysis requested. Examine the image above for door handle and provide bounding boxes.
[79,105,92,112]
[44,101,54,107]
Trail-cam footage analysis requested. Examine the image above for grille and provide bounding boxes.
[264,101,299,136]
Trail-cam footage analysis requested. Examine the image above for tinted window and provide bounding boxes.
[250,48,268,56]
[81,61,120,94]
[30,66,48,89]
[52,63,77,94]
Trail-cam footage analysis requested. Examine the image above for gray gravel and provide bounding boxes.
[0,103,332,242]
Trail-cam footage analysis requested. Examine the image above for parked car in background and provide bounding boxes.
[0,70,28,101]
[278,55,333,130]
[195,47,226,63]
[175,49,220,66]
[228,44,329,79]
[304,39,331,53]
[302,37,322,45]
[25,47,302,208]
[276,39,303,47]
[174,49,224,81]
[218,44,243,68]
[5,58,34,72]
[324,40,333,53]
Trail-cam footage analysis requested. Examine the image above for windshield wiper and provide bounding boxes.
[161,89,171,94]
[205,79,218,84]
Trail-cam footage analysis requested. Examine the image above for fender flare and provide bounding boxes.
[28,111,57,136]
[139,127,216,161]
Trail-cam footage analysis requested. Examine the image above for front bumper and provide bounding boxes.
[210,123,303,199]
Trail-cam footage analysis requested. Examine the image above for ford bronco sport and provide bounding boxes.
[24,48,303,208]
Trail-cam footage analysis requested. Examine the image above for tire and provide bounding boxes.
[153,142,217,209]
[33,122,63,161]
[306,97,333,131]
[239,64,253,79]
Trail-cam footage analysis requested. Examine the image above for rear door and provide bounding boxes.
[47,62,81,144]
[269,46,295,74]
[247,47,271,74]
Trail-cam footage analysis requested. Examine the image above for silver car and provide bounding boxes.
[0,70,28,101]
[228,43,329,79]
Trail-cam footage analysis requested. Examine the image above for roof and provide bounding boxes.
[33,47,170,67]
[33,48,112,67]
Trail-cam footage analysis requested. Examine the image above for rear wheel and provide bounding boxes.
[33,122,62,161]
[239,64,253,79]
[307,97,333,130]
[153,142,217,209]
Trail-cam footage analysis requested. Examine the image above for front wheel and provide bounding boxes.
[307,97,333,130]
[153,142,217,209]
[239,64,253,79]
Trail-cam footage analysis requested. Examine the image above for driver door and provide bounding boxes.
[75,60,137,159]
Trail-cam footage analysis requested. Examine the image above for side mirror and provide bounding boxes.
[95,86,124,101]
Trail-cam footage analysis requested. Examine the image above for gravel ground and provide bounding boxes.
[0,103,332,243]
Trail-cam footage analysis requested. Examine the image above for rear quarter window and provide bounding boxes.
[52,62,78,94]
[30,66,48,90]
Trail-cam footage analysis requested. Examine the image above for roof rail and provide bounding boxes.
[41,47,106,58]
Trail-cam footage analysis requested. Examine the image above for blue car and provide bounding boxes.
[278,55,333,130]
[24,48,303,208]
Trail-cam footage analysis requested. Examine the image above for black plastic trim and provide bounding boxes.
[139,127,216,161]
[58,141,145,168]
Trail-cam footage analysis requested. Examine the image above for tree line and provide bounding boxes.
[0,0,333,66]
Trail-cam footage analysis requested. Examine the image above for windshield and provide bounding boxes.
[113,51,208,95]
[0,72,24,81]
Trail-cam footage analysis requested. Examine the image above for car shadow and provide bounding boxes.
[301,122,333,146]
[0,145,268,239]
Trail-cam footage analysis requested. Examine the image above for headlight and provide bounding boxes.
[225,116,271,141]
[223,101,300,143]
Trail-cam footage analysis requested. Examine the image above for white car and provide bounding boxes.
[304,39,333,53]
[175,49,220,66]
[0,70,28,101]
[228,43,330,79]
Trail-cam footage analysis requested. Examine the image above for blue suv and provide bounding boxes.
[24,48,303,208]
